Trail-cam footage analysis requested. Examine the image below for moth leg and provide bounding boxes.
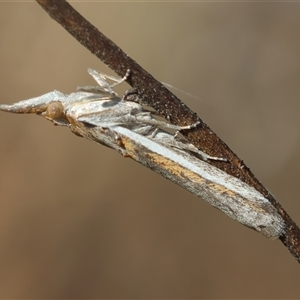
[83,69,130,96]
[179,143,227,161]
[134,115,227,162]
[150,127,160,138]
[172,138,227,162]
[151,131,227,162]
[77,69,130,96]
[135,114,201,132]
[105,69,130,88]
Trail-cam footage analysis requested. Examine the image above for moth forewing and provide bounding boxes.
[110,125,285,239]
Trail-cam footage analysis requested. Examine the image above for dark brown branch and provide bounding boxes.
[36,0,300,262]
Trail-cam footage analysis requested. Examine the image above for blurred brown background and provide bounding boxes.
[1,2,300,298]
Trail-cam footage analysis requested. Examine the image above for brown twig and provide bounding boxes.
[35,0,300,262]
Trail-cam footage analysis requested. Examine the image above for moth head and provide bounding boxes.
[44,101,68,125]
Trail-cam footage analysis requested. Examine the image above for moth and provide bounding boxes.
[0,69,285,239]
